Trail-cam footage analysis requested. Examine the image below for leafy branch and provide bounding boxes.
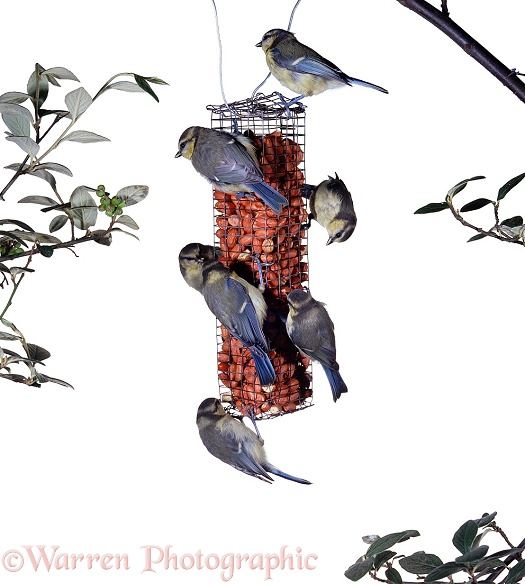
[345,512,525,584]
[0,64,167,388]
[415,172,525,246]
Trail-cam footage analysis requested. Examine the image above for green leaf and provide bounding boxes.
[18,196,57,207]
[414,202,449,214]
[501,216,523,228]
[43,67,79,82]
[455,545,488,564]
[32,162,73,176]
[497,172,525,200]
[385,567,403,584]
[460,198,493,213]
[399,552,443,575]
[9,267,35,276]
[70,186,97,230]
[0,219,34,232]
[26,344,51,361]
[6,136,39,157]
[366,531,420,558]
[0,332,21,341]
[6,163,58,189]
[474,512,497,528]
[36,244,54,258]
[92,230,112,246]
[506,559,525,584]
[60,130,110,144]
[467,233,487,242]
[108,227,139,241]
[344,558,375,581]
[2,113,31,137]
[8,230,61,244]
[64,87,92,121]
[484,548,525,561]
[27,66,49,108]
[374,551,397,570]
[105,81,144,93]
[116,184,148,206]
[35,372,74,389]
[115,214,139,230]
[143,76,169,85]
[474,558,506,572]
[425,562,464,582]
[0,91,30,104]
[0,373,28,384]
[453,520,478,554]
[0,102,34,122]
[0,230,28,247]
[134,74,159,102]
[447,176,486,199]
[49,215,68,233]
[474,549,524,573]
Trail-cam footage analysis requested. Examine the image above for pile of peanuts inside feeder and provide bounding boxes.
[210,93,313,420]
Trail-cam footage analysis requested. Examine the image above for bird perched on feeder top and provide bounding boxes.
[179,244,275,387]
[286,288,348,403]
[196,397,312,484]
[175,126,288,215]
[301,173,357,245]
[256,28,388,107]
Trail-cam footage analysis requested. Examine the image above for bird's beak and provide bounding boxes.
[174,150,182,158]
[255,41,262,47]
[326,237,334,245]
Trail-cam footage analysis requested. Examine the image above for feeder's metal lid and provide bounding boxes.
[207,92,306,119]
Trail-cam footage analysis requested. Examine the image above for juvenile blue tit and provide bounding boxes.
[178,244,275,386]
[196,397,311,484]
[286,289,348,402]
[175,126,288,215]
[256,29,388,103]
[301,173,357,245]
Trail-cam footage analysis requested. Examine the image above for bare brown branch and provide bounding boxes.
[395,0,525,104]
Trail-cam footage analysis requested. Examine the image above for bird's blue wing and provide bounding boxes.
[212,136,263,185]
[288,309,338,369]
[214,424,273,482]
[207,276,268,350]
[270,47,344,83]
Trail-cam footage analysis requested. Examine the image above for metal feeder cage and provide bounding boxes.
[207,92,313,420]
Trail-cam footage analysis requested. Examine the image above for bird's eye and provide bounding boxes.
[179,140,187,150]
[336,232,342,239]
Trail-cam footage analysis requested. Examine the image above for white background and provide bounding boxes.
[1,0,524,582]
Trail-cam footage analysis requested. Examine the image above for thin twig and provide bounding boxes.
[395,0,525,104]
[0,232,112,265]
[447,198,525,246]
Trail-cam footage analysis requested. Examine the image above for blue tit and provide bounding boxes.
[301,173,357,245]
[178,244,275,386]
[256,29,388,105]
[196,397,312,484]
[286,288,348,402]
[175,126,288,215]
[178,242,222,291]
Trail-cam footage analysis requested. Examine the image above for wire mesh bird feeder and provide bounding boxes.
[207,92,313,420]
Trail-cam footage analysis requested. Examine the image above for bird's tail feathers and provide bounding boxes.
[322,365,348,402]
[250,346,276,386]
[344,75,388,94]
[251,182,288,214]
[265,463,312,485]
